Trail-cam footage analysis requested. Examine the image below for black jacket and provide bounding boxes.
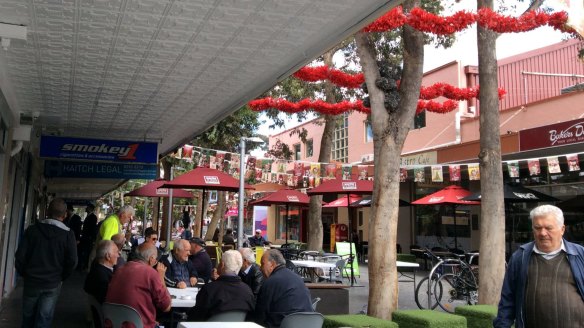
[68,214,83,242]
[15,219,78,289]
[84,262,114,303]
[189,249,213,283]
[239,263,264,299]
[187,275,255,321]
[254,265,313,328]
[81,213,98,244]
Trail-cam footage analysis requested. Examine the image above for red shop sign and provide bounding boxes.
[519,119,584,151]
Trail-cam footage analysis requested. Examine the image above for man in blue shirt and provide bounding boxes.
[160,239,198,288]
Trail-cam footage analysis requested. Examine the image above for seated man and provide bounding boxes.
[128,228,160,262]
[105,243,171,328]
[84,240,119,303]
[238,248,264,300]
[111,233,126,269]
[248,229,270,247]
[188,237,213,283]
[187,250,255,321]
[160,239,198,288]
[223,228,236,248]
[255,249,313,328]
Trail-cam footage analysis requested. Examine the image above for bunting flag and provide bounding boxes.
[567,154,581,171]
[414,168,425,183]
[325,163,339,179]
[358,165,369,180]
[400,168,408,182]
[508,161,520,178]
[547,157,561,174]
[431,165,444,182]
[182,144,194,160]
[528,159,541,176]
[449,165,461,182]
[468,164,480,180]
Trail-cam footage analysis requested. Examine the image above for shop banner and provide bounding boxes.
[520,118,584,151]
[40,136,158,164]
[44,160,157,179]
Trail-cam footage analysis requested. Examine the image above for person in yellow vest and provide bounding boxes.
[99,205,134,241]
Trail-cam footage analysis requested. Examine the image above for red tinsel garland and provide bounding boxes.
[293,66,364,88]
[363,6,574,36]
[249,97,473,116]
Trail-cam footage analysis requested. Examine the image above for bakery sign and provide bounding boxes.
[520,118,584,151]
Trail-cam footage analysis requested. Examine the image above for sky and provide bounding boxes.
[255,1,570,139]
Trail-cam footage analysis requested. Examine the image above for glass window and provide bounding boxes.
[365,122,373,143]
[332,113,349,163]
[275,205,301,242]
[294,143,301,160]
[305,139,313,157]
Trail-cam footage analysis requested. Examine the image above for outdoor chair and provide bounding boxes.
[311,297,322,311]
[85,293,103,328]
[102,302,143,328]
[320,258,348,283]
[285,259,311,282]
[280,312,325,328]
[207,310,247,322]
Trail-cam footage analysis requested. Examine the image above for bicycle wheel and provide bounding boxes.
[415,276,443,309]
[435,273,478,313]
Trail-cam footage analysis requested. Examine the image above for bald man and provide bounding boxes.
[159,239,199,288]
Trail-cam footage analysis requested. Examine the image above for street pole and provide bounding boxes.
[237,138,246,249]
[166,167,174,251]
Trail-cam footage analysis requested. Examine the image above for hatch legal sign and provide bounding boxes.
[519,118,584,151]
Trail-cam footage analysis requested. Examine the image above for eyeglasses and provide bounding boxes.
[151,237,158,241]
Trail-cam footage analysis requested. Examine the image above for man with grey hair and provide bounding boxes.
[84,240,119,303]
[494,205,584,328]
[255,249,313,327]
[238,248,263,299]
[106,243,171,328]
[15,198,77,328]
[111,233,127,269]
[160,239,198,288]
[98,205,134,242]
[187,250,254,321]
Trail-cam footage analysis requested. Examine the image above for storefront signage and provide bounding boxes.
[400,151,437,166]
[156,188,169,196]
[520,118,584,151]
[203,176,220,184]
[286,195,300,202]
[342,182,357,190]
[40,136,158,163]
[44,160,157,179]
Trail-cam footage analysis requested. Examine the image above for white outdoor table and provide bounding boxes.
[168,287,198,308]
[397,261,420,286]
[292,260,337,282]
[178,322,264,328]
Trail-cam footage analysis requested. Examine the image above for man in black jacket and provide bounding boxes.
[255,249,313,327]
[84,240,119,303]
[188,237,213,283]
[238,247,263,300]
[15,198,77,328]
[187,250,254,321]
[78,203,98,270]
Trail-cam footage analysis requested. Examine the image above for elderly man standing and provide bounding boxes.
[106,243,171,328]
[15,198,77,328]
[84,240,119,303]
[255,249,313,327]
[187,250,255,321]
[160,239,198,288]
[98,205,134,242]
[494,205,584,328]
[238,247,264,300]
[188,237,213,283]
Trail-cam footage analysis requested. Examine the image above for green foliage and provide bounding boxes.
[266,139,292,160]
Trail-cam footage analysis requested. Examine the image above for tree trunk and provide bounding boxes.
[477,0,506,306]
[161,158,172,244]
[355,0,424,319]
[307,51,336,251]
[205,191,226,240]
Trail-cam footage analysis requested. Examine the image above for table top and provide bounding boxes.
[178,322,264,328]
[397,261,420,268]
[168,287,198,308]
[291,260,336,269]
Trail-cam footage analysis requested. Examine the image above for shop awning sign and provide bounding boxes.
[44,160,157,179]
[520,118,584,151]
[40,136,158,164]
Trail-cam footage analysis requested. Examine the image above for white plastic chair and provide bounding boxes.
[207,310,247,322]
[102,302,144,328]
[280,312,324,328]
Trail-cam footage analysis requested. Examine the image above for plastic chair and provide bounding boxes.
[280,312,324,328]
[311,297,321,311]
[207,310,247,322]
[85,293,103,328]
[102,302,143,328]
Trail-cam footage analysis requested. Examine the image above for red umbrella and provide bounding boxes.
[125,179,194,198]
[323,194,362,208]
[412,185,480,250]
[249,189,311,245]
[307,179,373,286]
[161,167,255,238]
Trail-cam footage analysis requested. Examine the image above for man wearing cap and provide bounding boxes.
[189,237,213,283]
[248,229,270,247]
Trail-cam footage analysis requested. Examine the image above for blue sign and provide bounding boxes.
[40,136,158,164]
[44,161,158,179]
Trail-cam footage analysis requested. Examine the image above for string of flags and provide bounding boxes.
[177,145,582,187]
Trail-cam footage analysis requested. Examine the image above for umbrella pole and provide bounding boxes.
[348,193,354,286]
[453,205,458,250]
[285,204,289,246]
[200,189,206,238]
[143,197,149,236]
[166,188,174,252]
